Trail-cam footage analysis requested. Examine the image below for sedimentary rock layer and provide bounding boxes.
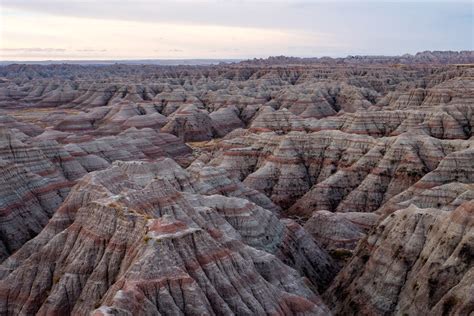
[0,54,472,315]
[0,160,334,315]
[209,128,471,218]
[0,125,191,260]
[324,202,473,315]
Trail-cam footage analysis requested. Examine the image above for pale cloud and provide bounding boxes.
[0,1,472,60]
[1,48,66,52]
[0,8,342,60]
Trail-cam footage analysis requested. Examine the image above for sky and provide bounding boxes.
[0,0,472,60]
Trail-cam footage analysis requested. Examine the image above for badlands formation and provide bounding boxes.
[0,51,472,315]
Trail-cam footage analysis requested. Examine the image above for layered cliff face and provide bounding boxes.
[208,129,471,217]
[0,159,335,315]
[2,62,470,142]
[0,122,191,261]
[0,129,85,259]
[303,211,379,253]
[0,56,472,315]
[324,202,473,316]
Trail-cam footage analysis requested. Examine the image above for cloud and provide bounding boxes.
[3,0,469,34]
[1,9,342,60]
[0,1,472,60]
[76,49,107,52]
[0,48,66,52]
[0,47,109,59]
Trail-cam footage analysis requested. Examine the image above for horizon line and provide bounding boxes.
[1,50,472,66]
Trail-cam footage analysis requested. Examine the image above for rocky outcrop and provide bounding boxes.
[0,124,192,260]
[0,160,65,259]
[210,106,245,137]
[238,51,474,66]
[0,114,43,136]
[376,147,474,216]
[303,211,379,252]
[209,127,469,218]
[0,160,335,315]
[2,62,470,142]
[0,56,472,315]
[324,202,473,315]
[0,129,84,260]
[161,104,216,142]
[62,127,192,165]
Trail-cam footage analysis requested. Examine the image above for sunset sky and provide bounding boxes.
[0,0,472,60]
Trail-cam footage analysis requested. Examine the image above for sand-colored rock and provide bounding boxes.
[324,202,473,315]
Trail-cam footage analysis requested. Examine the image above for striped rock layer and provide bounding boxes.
[0,124,191,260]
[0,56,472,315]
[0,159,335,315]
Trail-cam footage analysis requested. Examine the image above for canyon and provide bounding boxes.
[0,52,472,315]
